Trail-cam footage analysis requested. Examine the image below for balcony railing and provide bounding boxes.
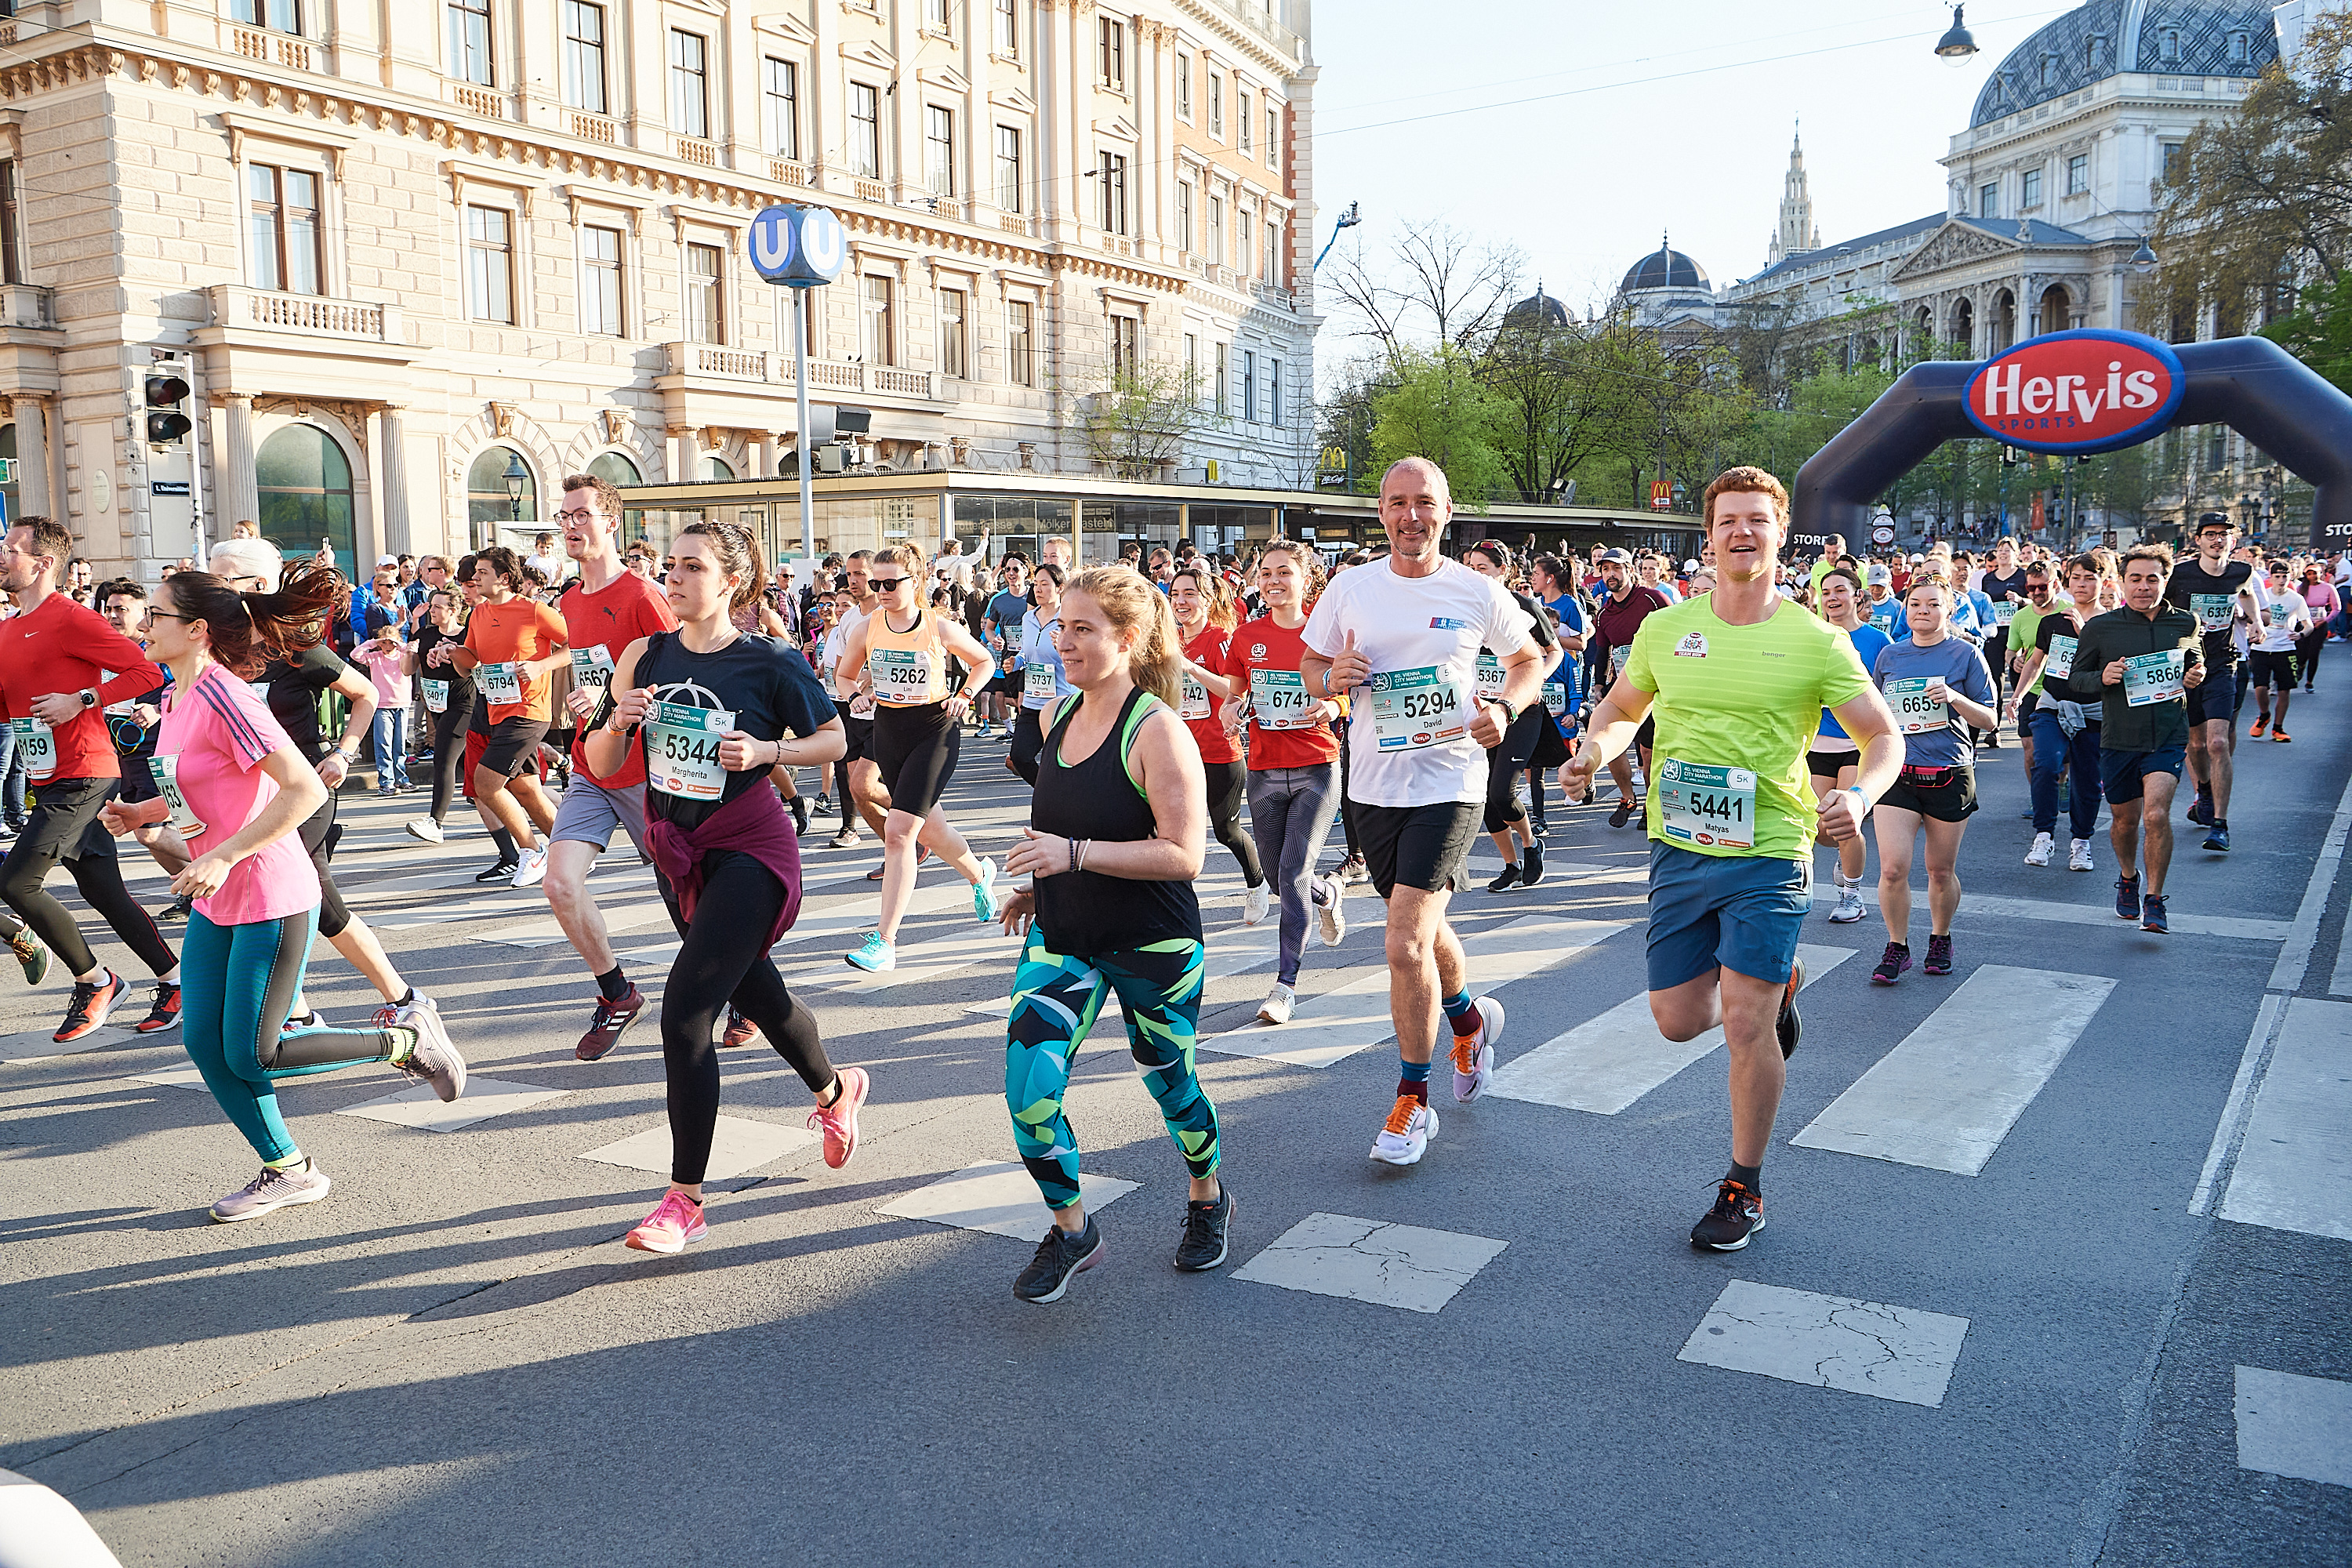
[0,284,56,331]
[452,83,506,120]
[209,285,401,345]
[571,111,619,144]
[1193,0,1301,56]
[770,158,810,187]
[230,24,315,71]
[665,343,937,400]
[678,138,719,168]
[853,178,890,204]
[997,212,1036,238]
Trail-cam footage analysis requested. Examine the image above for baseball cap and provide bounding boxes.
[1682,559,1700,574]
[1866,564,1893,586]
[2195,511,2234,534]
[376,554,397,567]
[1597,548,1632,564]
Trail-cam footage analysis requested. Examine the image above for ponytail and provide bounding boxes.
[1067,565,1181,709]
[160,561,345,679]
[1171,564,1236,631]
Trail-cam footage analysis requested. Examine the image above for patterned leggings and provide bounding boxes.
[1003,929,1220,1210]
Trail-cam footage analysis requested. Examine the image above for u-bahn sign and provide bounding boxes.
[748,203,848,289]
[1794,330,2352,554]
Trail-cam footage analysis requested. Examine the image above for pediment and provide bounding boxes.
[1890,220,2020,282]
[918,64,972,93]
[1094,114,1142,143]
[989,85,1038,115]
[840,38,896,70]
[753,11,818,45]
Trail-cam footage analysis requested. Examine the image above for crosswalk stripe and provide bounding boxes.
[1486,944,1853,1113]
[1202,915,1629,1069]
[961,935,1280,1022]
[1789,964,2115,1175]
[1812,886,2289,943]
[2218,996,2352,1240]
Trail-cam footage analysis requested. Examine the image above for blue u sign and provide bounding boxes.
[749,204,848,288]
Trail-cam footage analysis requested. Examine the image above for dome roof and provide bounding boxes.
[1621,241,1709,293]
[1969,2,2278,129]
[1504,289,1572,328]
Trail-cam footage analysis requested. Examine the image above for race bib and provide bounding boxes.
[1884,676,1948,737]
[479,661,524,706]
[644,702,733,800]
[8,717,55,782]
[1367,665,1468,752]
[2043,636,2076,683]
[1178,671,1210,720]
[2190,593,2235,633]
[1656,758,1756,851]
[1026,659,1061,705]
[2123,649,2186,707]
[869,647,936,706]
[1870,603,1900,633]
[1474,652,1506,701]
[248,680,271,702]
[1250,669,1316,731]
[149,754,207,841]
[423,678,450,715]
[569,646,615,710]
[1542,680,1570,717]
[1609,645,1632,681]
[1991,601,2018,627]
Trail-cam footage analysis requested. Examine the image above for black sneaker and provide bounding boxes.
[156,896,192,924]
[1870,942,1911,985]
[2187,794,2212,827]
[1923,934,1953,976]
[2114,877,2142,921]
[1174,1189,1234,1272]
[475,859,520,884]
[133,982,183,1034]
[1690,1178,1765,1252]
[1777,954,1803,1059]
[1014,1216,1104,1305]
[1522,838,1545,887]
[1528,814,1549,837]
[1608,797,1635,829]
[1486,862,1522,894]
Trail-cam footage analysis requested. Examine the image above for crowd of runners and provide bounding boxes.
[0,460,2322,1298]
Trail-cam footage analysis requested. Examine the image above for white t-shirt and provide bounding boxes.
[2253,584,2310,653]
[1301,557,1531,807]
[824,604,878,715]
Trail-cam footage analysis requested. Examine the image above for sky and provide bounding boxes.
[1305,0,2083,350]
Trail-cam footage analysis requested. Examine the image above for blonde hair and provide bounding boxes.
[875,542,925,577]
[1066,564,1181,708]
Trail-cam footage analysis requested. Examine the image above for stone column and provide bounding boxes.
[13,396,53,519]
[756,433,776,479]
[377,404,412,554]
[217,393,260,531]
[668,425,695,482]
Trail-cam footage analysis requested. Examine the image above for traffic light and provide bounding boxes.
[144,369,191,446]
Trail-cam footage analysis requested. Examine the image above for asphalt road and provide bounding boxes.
[3,691,2347,1566]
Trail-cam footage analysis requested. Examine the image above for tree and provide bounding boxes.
[1368,347,1510,510]
[2263,267,2352,396]
[1074,363,1215,481]
[1482,314,1647,504]
[1323,218,1526,361]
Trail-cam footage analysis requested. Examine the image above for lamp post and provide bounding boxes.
[1934,5,1980,66]
[503,452,528,538]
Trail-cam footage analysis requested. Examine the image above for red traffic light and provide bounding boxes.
[145,373,190,406]
[147,412,193,443]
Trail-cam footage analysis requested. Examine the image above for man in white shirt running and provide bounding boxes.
[1300,457,1545,1167]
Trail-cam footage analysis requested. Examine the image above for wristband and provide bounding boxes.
[1847,785,1867,809]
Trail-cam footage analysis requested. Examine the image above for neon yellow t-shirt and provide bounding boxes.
[1624,596,1874,862]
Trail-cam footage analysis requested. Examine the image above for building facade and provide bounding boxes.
[0,0,1318,578]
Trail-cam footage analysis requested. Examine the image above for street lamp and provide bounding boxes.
[2129,237,2158,274]
[503,451,528,522]
[1934,5,1980,67]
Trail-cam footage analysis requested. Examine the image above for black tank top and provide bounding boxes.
[1033,685,1203,957]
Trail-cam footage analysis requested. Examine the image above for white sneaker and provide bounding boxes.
[1450,996,1504,1103]
[1828,884,1867,924]
[1254,982,1294,1025]
[1314,875,1348,946]
[2024,832,2054,867]
[404,817,445,844]
[1243,881,1272,926]
[2069,838,2096,872]
[1370,1096,1438,1166]
[510,846,549,889]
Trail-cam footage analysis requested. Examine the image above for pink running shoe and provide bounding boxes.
[808,1065,871,1170]
[625,1189,708,1254]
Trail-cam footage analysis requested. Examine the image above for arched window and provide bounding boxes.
[587,449,642,489]
[256,423,358,573]
[701,454,735,481]
[466,444,539,552]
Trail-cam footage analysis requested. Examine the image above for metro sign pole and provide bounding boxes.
[747,203,848,568]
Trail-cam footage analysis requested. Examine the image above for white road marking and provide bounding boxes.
[336,1076,569,1134]
[2234,1367,2352,1489]
[1790,965,2115,1176]
[1677,1279,1969,1408]
[962,938,1279,1020]
[877,1160,1138,1240]
[578,1114,817,1180]
[1486,944,1852,1114]
[1231,1211,1507,1314]
[1811,885,2288,942]
[2217,996,2352,1240]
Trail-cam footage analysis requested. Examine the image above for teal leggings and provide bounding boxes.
[180,908,401,1163]
[1004,929,1219,1210]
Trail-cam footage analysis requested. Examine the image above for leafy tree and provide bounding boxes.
[2262,268,2352,396]
[1076,363,1216,481]
[1368,347,1510,510]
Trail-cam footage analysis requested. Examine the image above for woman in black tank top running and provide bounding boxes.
[994,567,1233,1305]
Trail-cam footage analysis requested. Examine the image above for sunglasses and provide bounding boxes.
[869,575,909,593]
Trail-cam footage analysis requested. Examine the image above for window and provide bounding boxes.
[994,125,1023,212]
[684,241,723,343]
[2067,153,2089,194]
[1213,342,1228,416]
[1175,53,1192,118]
[2040,55,2056,89]
[1265,106,1279,168]
[1007,300,1034,386]
[463,444,532,552]
[246,164,323,296]
[563,2,607,113]
[1209,74,1223,138]
[1979,181,1998,218]
[234,0,302,31]
[0,162,19,286]
[1242,348,1256,422]
[2020,168,2042,208]
[926,106,956,195]
[1207,191,1225,263]
[1184,332,1197,390]
[938,288,967,378]
[1110,314,1138,376]
[260,425,358,569]
[448,0,492,85]
[924,0,951,31]
[2229,31,2250,64]
[1097,151,1127,234]
[465,204,514,323]
[764,58,800,159]
[670,31,710,139]
[851,83,881,178]
[1239,91,1252,152]
[1238,209,1252,277]
[2161,141,2184,183]
[582,224,624,336]
[861,274,895,365]
[1175,180,1193,252]
[1264,214,1280,281]
[1098,18,1124,89]
[1270,358,1282,425]
[2159,28,2180,64]
[994,0,1019,56]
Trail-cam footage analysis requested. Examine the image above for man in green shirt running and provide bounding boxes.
[1565,467,1902,1252]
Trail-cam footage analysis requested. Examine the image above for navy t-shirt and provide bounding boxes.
[633,630,836,830]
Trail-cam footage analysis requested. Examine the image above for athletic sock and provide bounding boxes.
[393,988,416,1008]
[595,964,630,1003]
[1442,989,1479,1039]
[266,1152,307,1172]
[1398,1057,1431,1105]
[489,827,517,863]
[1728,1160,1762,1191]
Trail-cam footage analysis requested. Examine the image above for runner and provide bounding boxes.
[99,564,463,1221]
[821,550,893,849]
[1976,537,2030,739]
[2297,561,2338,692]
[978,554,1032,742]
[536,474,681,1062]
[1865,578,1998,983]
[401,574,476,844]
[584,520,866,1255]
[994,565,1229,1304]
[1588,547,1671,829]
[447,546,568,887]
[2015,555,2107,872]
[1167,564,1270,920]
[2164,514,2259,851]
[1806,564,1891,923]
[1298,458,1541,1165]
[1463,541,1563,891]
[1226,539,1347,1025]
[1007,564,1075,787]
[2247,558,2312,742]
[1562,467,1901,1250]
[833,542,1004,971]
[2074,544,2205,934]
[0,516,182,1041]
[93,579,187,920]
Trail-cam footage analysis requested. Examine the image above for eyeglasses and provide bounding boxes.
[554,509,601,524]
[147,609,200,624]
[869,575,908,593]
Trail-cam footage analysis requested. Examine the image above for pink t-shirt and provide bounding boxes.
[156,663,322,927]
[352,641,412,709]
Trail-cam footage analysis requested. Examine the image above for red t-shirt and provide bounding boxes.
[1181,623,1238,766]
[1231,614,1338,770]
[559,568,678,787]
[0,593,166,782]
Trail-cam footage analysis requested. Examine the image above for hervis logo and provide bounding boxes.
[1962,328,2185,456]
[1673,631,1708,658]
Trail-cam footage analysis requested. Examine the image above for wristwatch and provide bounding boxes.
[1492,697,1519,724]
[78,688,97,709]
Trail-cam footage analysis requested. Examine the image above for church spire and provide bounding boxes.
[1769,122,1820,266]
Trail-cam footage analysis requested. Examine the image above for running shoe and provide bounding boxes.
[1013,1216,1104,1305]
[721,1007,759,1048]
[1255,983,1294,1025]
[1486,861,1521,894]
[2141,895,2170,935]
[814,793,833,815]
[405,817,445,844]
[1451,996,1504,1102]
[971,858,1002,924]
[53,971,124,1043]
[210,1158,332,1223]
[1529,814,1549,837]
[2024,832,2054,867]
[1522,838,1545,887]
[808,1065,870,1169]
[475,858,520,884]
[1608,797,1635,829]
[1338,855,1369,887]
[576,985,645,1061]
[1869,942,1911,986]
[625,1189,709,1254]
[2069,839,2095,872]
[1174,1189,1235,1272]
[845,931,897,972]
[2273,728,2292,743]
[1923,934,1953,977]
[132,982,182,1034]
[394,996,467,1103]
[2114,877,2142,920]
[1315,875,1348,946]
[2204,822,2230,851]
[156,897,191,923]
[1777,955,1805,1058]
[282,1009,323,1035]
[1370,1094,1438,1166]
[789,796,810,837]
[510,847,550,890]
[1827,883,1866,924]
[1690,1178,1765,1252]
[8,927,48,987]
[2187,795,2213,827]
[829,827,861,850]
[1243,880,1272,926]
[2249,715,2268,738]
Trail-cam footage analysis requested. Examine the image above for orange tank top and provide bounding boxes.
[865,606,950,706]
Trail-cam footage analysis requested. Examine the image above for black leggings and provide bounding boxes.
[1,776,176,979]
[659,850,835,1185]
[296,792,352,940]
[1010,704,1047,786]
[1482,710,1544,834]
[426,701,470,823]
[1202,757,1265,886]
